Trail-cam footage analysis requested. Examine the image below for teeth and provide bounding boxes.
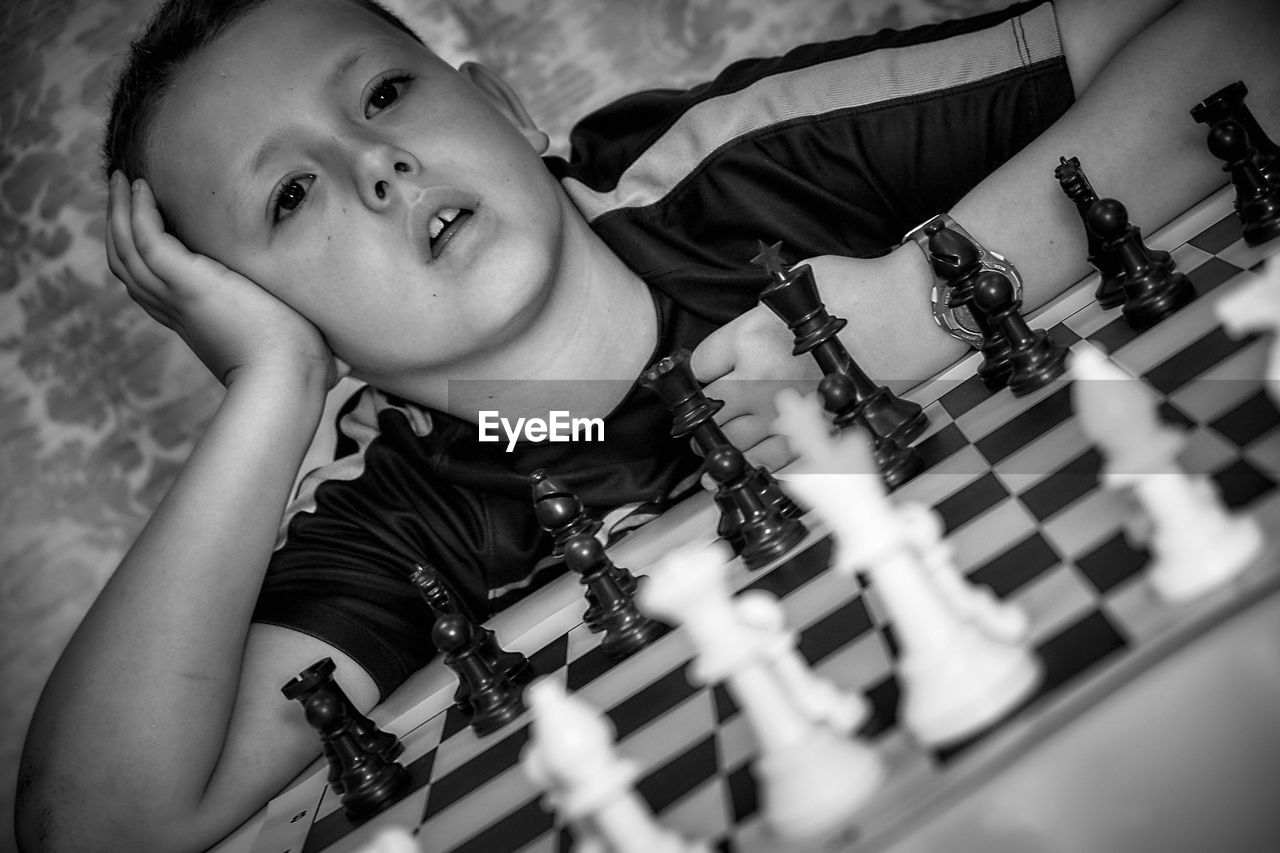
[427,208,461,242]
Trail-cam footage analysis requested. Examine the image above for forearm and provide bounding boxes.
[953,0,1280,310]
[22,364,330,829]
[822,0,1280,390]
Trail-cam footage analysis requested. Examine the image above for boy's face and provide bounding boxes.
[148,0,565,378]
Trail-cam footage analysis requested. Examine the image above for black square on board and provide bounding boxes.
[1211,390,1280,448]
[1188,213,1244,254]
[933,472,1010,533]
[974,386,1073,466]
[1211,458,1276,509]
[968,532,1061,598]
[1075,531,1150,594]
[939,374,996,420]
[1018,448,1102,521]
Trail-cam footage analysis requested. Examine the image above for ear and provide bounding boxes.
[459,61,551,155]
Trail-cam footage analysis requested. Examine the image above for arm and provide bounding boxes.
[692,0,1280,468]
[16,178,378,852]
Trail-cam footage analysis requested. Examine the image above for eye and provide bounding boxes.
[364,73,411,119]
[271,173,315,224]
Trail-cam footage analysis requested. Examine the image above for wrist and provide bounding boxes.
[225,355,332,418]
[887,239,934,293]
[901,213,1023,347]
[228,348,334,393]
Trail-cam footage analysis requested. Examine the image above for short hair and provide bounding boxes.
[101,0,424,183]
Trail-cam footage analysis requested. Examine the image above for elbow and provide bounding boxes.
[14,760,202,853]
[14,771,48,853]
[14,749,71,853]
[14,763,79,853]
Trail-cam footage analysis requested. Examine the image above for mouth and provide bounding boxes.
[426,207,474,259]
[410,191,480,266]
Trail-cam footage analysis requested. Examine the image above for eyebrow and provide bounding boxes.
[250,128,292,177]
[247,49,365,177]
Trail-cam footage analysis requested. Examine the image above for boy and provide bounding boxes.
[17,0,1279,850]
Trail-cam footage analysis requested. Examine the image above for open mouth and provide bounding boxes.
[428,207,474,259]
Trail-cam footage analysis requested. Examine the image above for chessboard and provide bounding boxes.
[212,183,1280,853]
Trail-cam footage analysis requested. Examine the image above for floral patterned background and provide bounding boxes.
[0,0,1001,846]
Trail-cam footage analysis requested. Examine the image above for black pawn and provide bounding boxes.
[554,535,640,632]
[971,271,1069,397]
[925,221,1014,388]
[409,567,530,709]
[1087,198,1195,329]
[1054,156,1171,309]
[819,372,922,490]
[299,688,409,819]
[433,613,524,736]
[563,533,664,659]
[755,246,927,444]
[1208,119,1280,247]
[282,657,402,795]
[1191,80,1280,184]
[639,349,802,522]
[705,444,808,570]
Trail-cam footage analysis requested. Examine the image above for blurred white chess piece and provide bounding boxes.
[348,825,418,853]
[772,390,1041,746]
[1071,347,1263,602]
[522,679,705,853]
[1216,257,1280,405]
[641,542,884,841]
[899,502,1031,644]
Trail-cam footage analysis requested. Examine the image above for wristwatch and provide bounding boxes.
[902,213,1023,348]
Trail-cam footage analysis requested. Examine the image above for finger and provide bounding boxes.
[108,178,172,314]
[128,179,191,286]
[741,434,798,474]
[700,375,752,422]
[112,176,175,298]
[689,330,735,385]
[107,179,186,328]
[104,197,132,288]
[108,172,146,286]
[718,413,773,457]
[697,433,796,491]
[107,212,164,314]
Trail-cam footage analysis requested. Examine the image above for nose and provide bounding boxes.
[355,143,420,209]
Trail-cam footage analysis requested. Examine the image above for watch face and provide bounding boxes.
[931,284,985,347]
[929,247,1023,348]
[911,216,1022,349]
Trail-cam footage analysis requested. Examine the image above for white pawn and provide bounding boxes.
[1071,347,1264,602]
[640,543,884,841]
[772,390,1042,746]
[522,680,705,853]
[734,590,871,735]
[1216,257,1280,406]
[899,503,1031,644]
